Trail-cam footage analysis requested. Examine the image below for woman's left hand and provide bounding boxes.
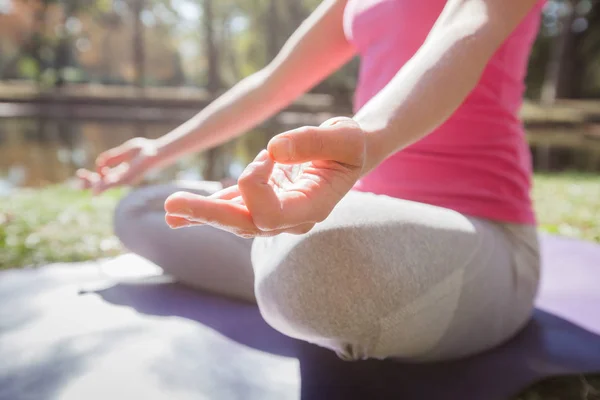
[164,117,366,237]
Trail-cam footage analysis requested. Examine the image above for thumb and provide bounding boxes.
[267,117,365,167]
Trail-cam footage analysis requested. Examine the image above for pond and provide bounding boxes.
[0,118,271,194]
[1,115,596,195]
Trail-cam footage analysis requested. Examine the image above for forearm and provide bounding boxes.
[355,31,492,175]
[155,0,353,168]
[354,0,536,176]
[154,69,291,167]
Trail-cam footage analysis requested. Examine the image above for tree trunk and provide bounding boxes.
[286,0,306,30]
[54,0,79,87]
[223,12,240,82]
[575,1,600,97]
[541,0,577,104]
[266,0,280,60]
[33,1,50,85]
[559,30,584,98]
[101,29,112,82]
[132,0,145,90]
[132,0,146,137]
[204,0,221,93]
[202,0,225,181]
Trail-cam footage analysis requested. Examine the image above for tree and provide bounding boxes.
[132,0,146,90]
[202,0,226,180]
[540,0,600,102]
[203,0,222,93]
[541,0,578,103]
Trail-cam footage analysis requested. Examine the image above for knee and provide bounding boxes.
[252,227,383,360]
[251,205,481,361]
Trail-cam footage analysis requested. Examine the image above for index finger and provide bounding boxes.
[164,191,257,234]
[237,150,285,231]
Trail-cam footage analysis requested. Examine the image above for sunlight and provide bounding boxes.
[0,0,11,14]
[172,0,201,22]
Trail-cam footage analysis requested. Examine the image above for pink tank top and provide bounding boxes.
[345,0,544,224]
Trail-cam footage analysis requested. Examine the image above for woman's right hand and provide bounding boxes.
[77,137,161,195]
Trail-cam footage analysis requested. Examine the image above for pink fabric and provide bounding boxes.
[344,0,545,224]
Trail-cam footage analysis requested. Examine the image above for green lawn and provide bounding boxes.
[0,172,599,398]
[533,172,600,243]
[0,185,126,269]
[1,172,599,270]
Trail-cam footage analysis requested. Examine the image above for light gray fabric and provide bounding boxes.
[114,182,540,362]
[114,181,256,302]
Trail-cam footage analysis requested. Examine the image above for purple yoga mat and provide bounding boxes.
[0,234,598,400]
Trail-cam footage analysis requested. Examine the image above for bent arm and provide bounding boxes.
[354,0,539,175]
[155,0,355,167]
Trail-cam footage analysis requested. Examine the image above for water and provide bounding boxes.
[3,116,593,193]
[0,118,267,192]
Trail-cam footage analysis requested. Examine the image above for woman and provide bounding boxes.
[79,0,543,362]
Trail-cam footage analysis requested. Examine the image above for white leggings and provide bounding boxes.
[113,181,540,362]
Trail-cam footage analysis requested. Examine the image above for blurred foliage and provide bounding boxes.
[0,0,598,98]
[0,0,329,89]
[0,172,598,270]
[526,0,600,100]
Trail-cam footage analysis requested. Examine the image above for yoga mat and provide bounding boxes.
[0,233,598,400]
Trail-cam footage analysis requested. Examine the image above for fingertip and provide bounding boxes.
[249,149,274,172]
[164,191,200,215]
[163,192,182,212]
[267,136,294,163]
[76,169,100,191]
[239,151,275,185]
[165,214,194,229]
[254,149,271,162]
[165,190,197,202]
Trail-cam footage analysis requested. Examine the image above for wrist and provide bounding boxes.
[148,137,174,169]
[353,117,389,178]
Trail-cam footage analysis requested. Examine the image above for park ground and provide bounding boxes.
[1,172,598,270]
[0,172,599,399]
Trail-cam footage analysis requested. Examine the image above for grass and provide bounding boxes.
[1,172,598,270]
[533,172,600,243]
[0,172,599,399]
[0,185,126,269]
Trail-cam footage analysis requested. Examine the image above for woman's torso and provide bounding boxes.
[344,0,545,224]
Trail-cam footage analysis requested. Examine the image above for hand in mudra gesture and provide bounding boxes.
[164,117,366,237]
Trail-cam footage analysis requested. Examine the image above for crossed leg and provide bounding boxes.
[114,186,539,361]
